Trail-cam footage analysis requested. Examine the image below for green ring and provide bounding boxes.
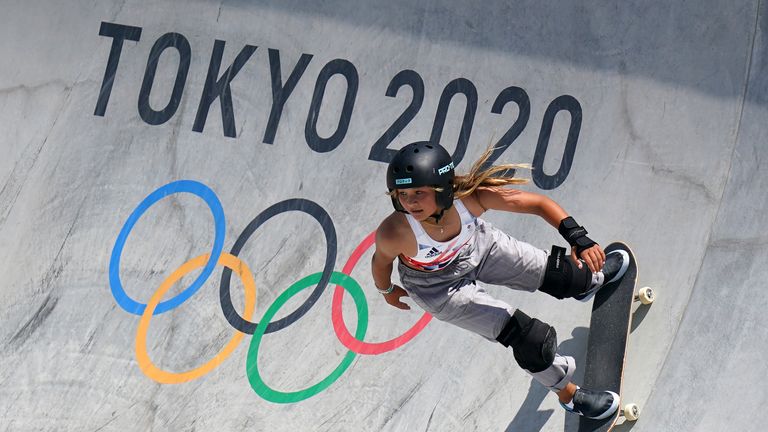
[246,271,368,403]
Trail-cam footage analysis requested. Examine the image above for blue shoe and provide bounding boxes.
[574,250,630,303]
[560,387,620,420]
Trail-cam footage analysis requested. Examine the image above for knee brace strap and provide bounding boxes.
[538,245,592,300]
[496,310,557,373]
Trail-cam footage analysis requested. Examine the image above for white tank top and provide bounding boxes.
[400,200,478,271]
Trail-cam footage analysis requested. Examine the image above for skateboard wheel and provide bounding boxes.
[635,287,655,305]
[623,403,640,421]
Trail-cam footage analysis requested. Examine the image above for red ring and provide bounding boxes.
[332,230,432,355]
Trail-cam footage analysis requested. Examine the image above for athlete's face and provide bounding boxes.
[397,187,437,220]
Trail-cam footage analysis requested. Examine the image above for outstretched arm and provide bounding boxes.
[472,187,606,272]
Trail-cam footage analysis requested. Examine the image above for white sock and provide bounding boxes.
[590,271,604,289]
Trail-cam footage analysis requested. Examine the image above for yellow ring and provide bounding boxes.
[135,253,256,384]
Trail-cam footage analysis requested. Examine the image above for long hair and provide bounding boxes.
[386,144,531,200]
[452,145,531,199]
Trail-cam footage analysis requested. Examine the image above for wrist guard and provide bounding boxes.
[558,216,597,254]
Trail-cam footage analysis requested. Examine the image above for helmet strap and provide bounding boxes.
[431,207,447,224]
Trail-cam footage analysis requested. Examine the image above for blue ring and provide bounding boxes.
[109,180,225,315]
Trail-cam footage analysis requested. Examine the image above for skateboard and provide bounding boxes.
[577,242,655,432]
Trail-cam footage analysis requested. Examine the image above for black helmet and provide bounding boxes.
[386,141,455,213]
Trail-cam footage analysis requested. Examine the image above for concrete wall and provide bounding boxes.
[1,1,765,430]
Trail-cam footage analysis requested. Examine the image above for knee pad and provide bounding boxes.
[496,310,557,373]
[538,245,592,300]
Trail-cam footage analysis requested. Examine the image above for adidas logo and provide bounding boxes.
[424,247,442,259]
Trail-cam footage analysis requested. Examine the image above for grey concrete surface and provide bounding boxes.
[0,1,765,431]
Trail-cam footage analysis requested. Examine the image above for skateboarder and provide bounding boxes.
[371,142,630,419]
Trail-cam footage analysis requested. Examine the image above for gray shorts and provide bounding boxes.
[397,219,575,391]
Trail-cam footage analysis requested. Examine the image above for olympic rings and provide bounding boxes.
[135,253,256,384]
[246,271,367,403]
[112,180,429,402]
[332,230,432,355]
[220,199,336,335]
[109,180,226,315]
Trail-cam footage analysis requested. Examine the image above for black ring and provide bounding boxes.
[219,199,337,334]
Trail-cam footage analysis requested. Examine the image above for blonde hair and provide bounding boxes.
[452,145,531,199]
[386,144,530,199]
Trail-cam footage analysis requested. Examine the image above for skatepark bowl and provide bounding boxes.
[1,1,767,431]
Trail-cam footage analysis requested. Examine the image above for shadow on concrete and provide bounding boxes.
[613,419,639,431]
[630,303,652,333]
[504,327,589,432]
[227,0,763,104]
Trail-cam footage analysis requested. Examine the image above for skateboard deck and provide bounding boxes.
[577,242,638,432]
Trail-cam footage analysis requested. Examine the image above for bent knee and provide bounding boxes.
[496,309,557,373]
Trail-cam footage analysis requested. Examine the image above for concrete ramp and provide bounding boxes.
[1,1,766,430]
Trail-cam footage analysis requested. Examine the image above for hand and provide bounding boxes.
[383,285,411,310]
[571,244,606,273]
